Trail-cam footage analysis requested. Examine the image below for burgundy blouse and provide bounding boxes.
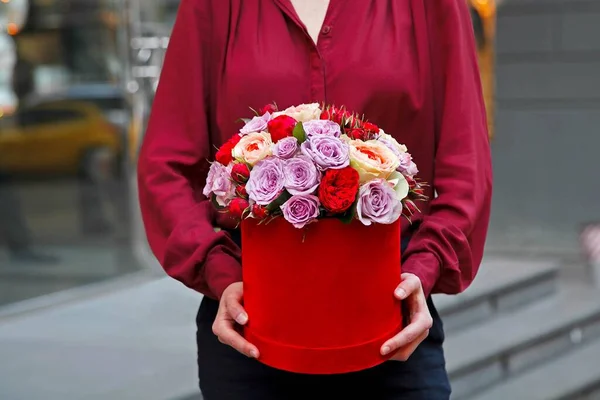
[137,0,493,300]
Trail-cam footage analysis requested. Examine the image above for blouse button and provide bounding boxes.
[321,25,332,35]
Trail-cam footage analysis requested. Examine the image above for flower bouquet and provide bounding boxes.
[203,102,427,374]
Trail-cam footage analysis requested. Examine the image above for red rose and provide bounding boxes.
[259,103,278,115]
[405,176,416,190]
[216,135,242,165]
[229,198,249,219]
[252,204,269,219]
[235,184,248,198]
[231,163,250,183]
[318,167,360,214]
[267,115,297,143]
[346,128,369,141]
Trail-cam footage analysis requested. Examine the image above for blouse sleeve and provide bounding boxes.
[401,0,493,297]
[137,0,242,300]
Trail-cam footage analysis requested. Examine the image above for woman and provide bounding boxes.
[137,0,492,399]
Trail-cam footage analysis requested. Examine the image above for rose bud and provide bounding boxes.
[252,204,269,219]
[320,109,333,121]
[259,103,278,115]
[228,198,250,219]
[322,106,347,126]
[231,163,250,183]
[342,111,356,127]
[403,201,419,216]
[362,121,379,133]
[346,128,368,141]
[413,187,425,196]
[235,184,248,198]
[267,115,297,143]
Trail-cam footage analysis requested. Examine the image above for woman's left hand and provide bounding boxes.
[381,273,434,361]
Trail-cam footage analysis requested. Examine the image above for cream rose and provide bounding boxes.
[232,131,273,166]
[348,139,400,183]
[274,103,322,122]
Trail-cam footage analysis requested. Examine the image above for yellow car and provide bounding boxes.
[0,100,122,178]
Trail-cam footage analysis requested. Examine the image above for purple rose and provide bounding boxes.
[240,112,270,135]
[246,157,285,205]
[397,153,419,177]
[302,120,341,139]
[300,136,350,171]
[405,162,419,177]
[356,180,403,226]
[281,194,321,229]
[283,156,320,195]
[377,136,402,159]
[273,137,299,159]
[203,163,235,206]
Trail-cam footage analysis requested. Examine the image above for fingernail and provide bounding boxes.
[395,288,406,299]
[381,346,391,355]
[236,313,248,325]
[250,349,259,358]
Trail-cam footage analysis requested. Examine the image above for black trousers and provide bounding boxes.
[197,296,450,400]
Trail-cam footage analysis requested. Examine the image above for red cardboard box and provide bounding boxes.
[241,217,403,374]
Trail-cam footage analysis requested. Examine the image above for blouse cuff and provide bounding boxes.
[402,252,441,298]
[204,250,243,300]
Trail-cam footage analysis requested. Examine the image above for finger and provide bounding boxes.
[381,313,433,355]
[394,274,422,300]
[390,330,429,361]
[213,319,259,358]
[225,292,249,326]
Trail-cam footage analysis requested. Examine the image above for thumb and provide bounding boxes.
[394,273,422,300]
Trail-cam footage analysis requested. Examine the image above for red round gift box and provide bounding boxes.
[241,217,403,375]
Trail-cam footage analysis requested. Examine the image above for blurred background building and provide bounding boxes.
[0,0,181,306]
[2,0,600,399]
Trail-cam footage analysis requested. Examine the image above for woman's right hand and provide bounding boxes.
[212,282,260,359]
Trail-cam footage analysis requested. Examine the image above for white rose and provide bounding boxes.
[274,103,322,122]
[232,131,273,166]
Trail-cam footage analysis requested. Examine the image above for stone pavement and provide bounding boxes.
[0,274,204,400]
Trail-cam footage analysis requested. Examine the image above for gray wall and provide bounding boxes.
[487,0,600,254]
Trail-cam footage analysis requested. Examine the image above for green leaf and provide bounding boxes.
[337,211,355,225]
[293,122,307,144]
[336,202,357,225]
[266,191,291,213]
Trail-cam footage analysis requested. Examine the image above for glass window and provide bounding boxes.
[0,0,138,308]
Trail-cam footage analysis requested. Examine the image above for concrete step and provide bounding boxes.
[433,256,559,333]
[445,283,600,400]
[469,338,600,400]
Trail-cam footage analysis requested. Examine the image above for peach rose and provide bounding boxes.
[232,131,273,166]
[348,139,400,183]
